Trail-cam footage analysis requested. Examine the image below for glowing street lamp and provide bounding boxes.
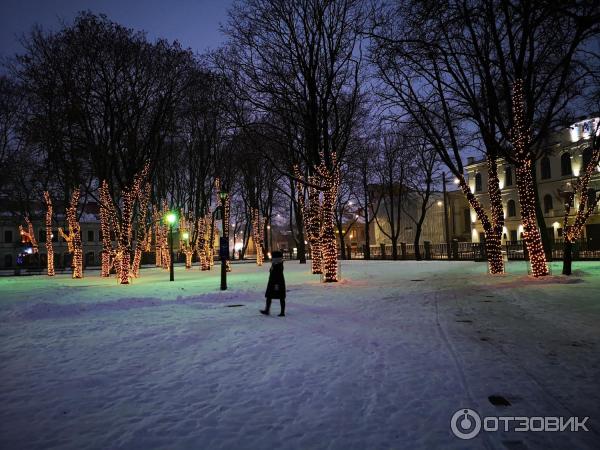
[164,211,178,281]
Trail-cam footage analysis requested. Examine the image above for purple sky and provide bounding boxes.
[0,0,233,59]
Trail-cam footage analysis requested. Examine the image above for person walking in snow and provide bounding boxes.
[260,250,286,317]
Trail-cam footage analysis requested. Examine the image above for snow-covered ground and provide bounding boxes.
[0,260,599,449]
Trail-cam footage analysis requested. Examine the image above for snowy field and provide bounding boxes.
[1,260,599,450]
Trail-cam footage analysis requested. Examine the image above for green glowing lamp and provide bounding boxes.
[165,212,177,226]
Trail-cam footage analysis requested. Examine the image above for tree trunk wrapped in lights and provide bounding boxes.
[19,217,38,254]
[562,144,600,275]
[131,183,152,277]
[295,170,323,274]
[99,164,151,284]
[208,215,215,269]
[197,215,212,271]
[511,79,549,277]
[251,207,265,266]
[456,168,505,274]
[118,165,151,284]
[59,189,83,279]
[43,192,55,276]
[179,215,196,270]
[484,156,505,274]
[100,181,115,277]
[306,180,323,274]
[132,224,152,278]
[295,158,341,281]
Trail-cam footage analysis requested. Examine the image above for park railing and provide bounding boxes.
[338,240,487,261]
[505,239,600,261]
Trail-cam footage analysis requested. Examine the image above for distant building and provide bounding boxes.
[0,198,103,269]
[465,116,600,248]
[368,184,472,248]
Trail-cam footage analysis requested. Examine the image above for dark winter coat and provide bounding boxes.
[265,263,286,299]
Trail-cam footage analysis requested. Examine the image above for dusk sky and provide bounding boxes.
[0,0,233,59]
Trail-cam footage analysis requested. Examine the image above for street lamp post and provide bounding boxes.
[165,212,177,281]
[442,172,451,260]
[219,191,228,291]
[267,223,272,257]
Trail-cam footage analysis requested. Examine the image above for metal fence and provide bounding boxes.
[505,239,600,261]
[340,240,487,261]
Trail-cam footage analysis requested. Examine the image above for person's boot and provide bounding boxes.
[278,299,285,317]
[260,298,272,315]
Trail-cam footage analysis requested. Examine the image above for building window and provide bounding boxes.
[85,252,95,266]
[4,230,13,243]
[52,229,58,242]
[588,188,597,208]
[509,229,518,242]
[4,254,12,268]
[463,208,471,232]
[557,228,563,238]
[561,153,572,176]
[543,194,553,213]
[39,229,46,243]
[507,199,516,217]
[475,173,482,192]
[582,147,593,169]
[505,166,513,186]
[87,230,94,242]
[541,156,551,179]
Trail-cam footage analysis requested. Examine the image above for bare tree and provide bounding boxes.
[562,119,600,275]
[372,129,412,260]
[352,138,381,260]
[371,0,599,276]
[219,0,366,282]
[402,139,440,260]
[333,165,359,259]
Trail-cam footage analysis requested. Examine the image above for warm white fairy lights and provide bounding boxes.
[132,182,152,278]
[511,79,549,277]
[19,216,38,253]
[99,180,114,277]
[59,190,83,279]
[456,172,505,274]
[179,216,195,270]
[43,192,55,276]
[295,155,341,282]
[251,207,264,266]
[98,164,151,284]
[562,144,600,269]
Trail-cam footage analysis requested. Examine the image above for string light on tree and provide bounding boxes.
[455,172,505,274]
[43,191,55,276]
[251,207,265,266]
[99,181,114,277]
[511,79,549,277]
[59,189,83,279]
[19,216,38,253]
[561,128,600,274]
[132,181,152,278]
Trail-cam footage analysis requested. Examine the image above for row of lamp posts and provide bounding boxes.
[162,189,229,290]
